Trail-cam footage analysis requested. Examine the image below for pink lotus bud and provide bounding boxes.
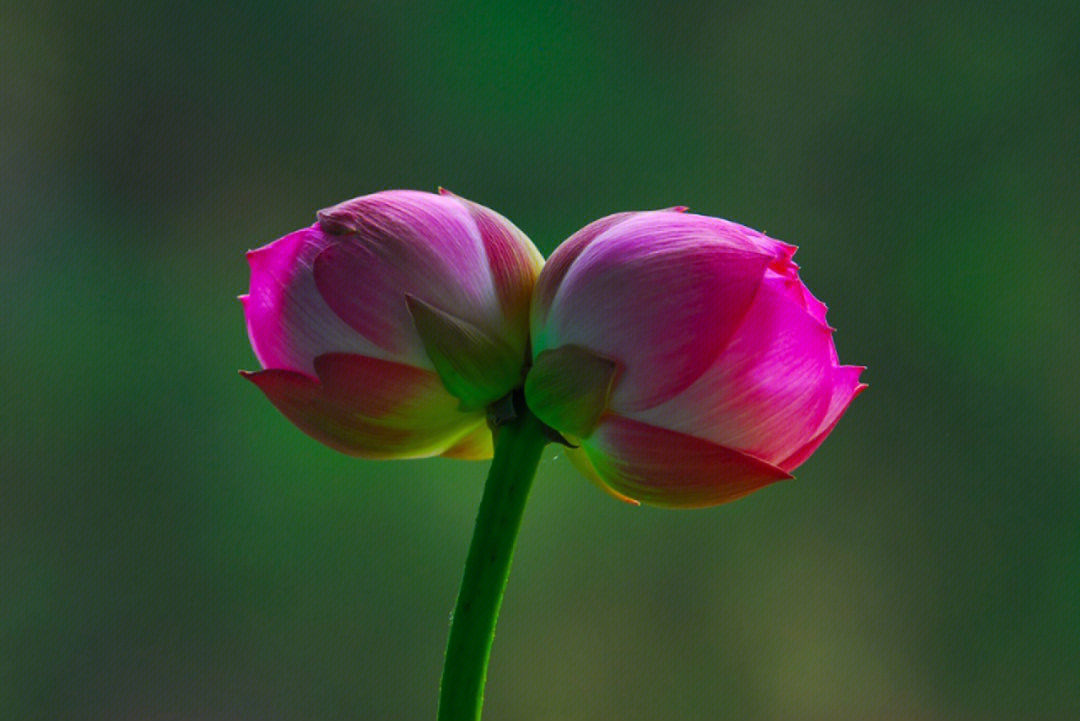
[525,209,865,507]
[241,189,543,460]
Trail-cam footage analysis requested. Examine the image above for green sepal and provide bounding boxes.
[406,295,523,411]
[523,344,619,440]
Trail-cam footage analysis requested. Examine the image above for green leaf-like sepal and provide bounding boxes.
[523,344,619,441]
[406,295,523,411]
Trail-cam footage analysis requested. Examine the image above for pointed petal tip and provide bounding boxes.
[844,365,868,384]
[246,242,285,270]
[437,186,457,197]
[664,205,689,213]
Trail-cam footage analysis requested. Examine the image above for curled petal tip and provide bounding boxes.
[664,205,689,213]
[315,207,354,235]
[437,186,457,197]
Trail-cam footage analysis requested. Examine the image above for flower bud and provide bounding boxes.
[241,189,543,460]
[525,209,865,507]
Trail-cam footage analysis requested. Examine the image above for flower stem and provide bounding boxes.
[437,408,549,721]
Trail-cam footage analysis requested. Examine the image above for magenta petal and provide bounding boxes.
[545,212,776,412]
[764,265,831,328]
[244,226,380,375]
[311,191,499,363]
[792,277,830,327]
[242,353,483,459]
[581,415,792,508]
[776,366,866,471]
[639,273,843,466]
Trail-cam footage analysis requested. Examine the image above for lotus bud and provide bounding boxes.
[241,189,543,460]
[525,209,865,507]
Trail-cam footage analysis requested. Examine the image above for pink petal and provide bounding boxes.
[530,212,639,341]
[579,415,792,508]
[440,188,542,353]
[638,273,844,466]
[312,191,499,365]
[544,212,777,412]
[245,226,382,376]
[776,366,866,471]
[242,353,483,459]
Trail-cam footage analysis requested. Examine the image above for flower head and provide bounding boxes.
[525,209,865,507]
[241,189,543,460]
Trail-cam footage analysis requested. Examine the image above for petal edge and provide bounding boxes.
[582,415,792,508]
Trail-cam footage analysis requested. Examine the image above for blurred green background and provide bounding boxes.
[4,2,1079,719]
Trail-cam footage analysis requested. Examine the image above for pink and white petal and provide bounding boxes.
[530,212,640,346]
[546,212,775,412]
[440,189,542,354]
[440,423,495,460]
[312,191,499,364]
[579,415,792,508]
[776,366,867,472]
[638,273,841,466]
[242,353,483,459]
[245,226,383,375]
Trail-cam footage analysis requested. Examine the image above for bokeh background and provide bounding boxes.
[4,2,1079,719]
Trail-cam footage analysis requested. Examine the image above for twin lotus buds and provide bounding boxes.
[243,191,864,507]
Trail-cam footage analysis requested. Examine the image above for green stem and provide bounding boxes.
[437,408,549,721]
